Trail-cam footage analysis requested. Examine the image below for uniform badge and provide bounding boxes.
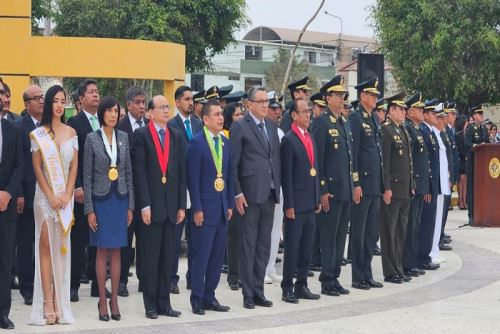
[399,149,403,155]
[334,143,339,149]
[363,112,368,119]
[330,116,337,123]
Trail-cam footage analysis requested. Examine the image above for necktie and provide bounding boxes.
[136,119,143,129]
[35,122,41,127]
[184,119,193,141]
[258,122,269,143]
[89,115,99,131]
[213,136,220,157]
[159,128,165,147]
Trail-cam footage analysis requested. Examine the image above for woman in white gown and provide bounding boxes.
[30,85,78,325]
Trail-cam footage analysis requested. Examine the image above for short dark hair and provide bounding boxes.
[126,86,146,103]
[77,79,98,97]
[289,98,306,116]
[97,96,120,127]
[174,86,192,101]
[72,90,79,104]
[147,99,155,111]
[201,99,220,118]
[3,82,10,94]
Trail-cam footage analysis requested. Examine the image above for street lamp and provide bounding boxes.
[324,11,343,59]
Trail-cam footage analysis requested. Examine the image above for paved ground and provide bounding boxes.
[8,209,500,333]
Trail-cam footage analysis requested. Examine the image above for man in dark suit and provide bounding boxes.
[116,86,149,297]
[417,99,441,270]
[0,106,24,330]
[280,77,312,133]
[67,79,102,301]
[403,92,430,277]
[230,86,280,309]
[280,98,321,304]
[349,77,384,290]
[186,100,234,315]
[168,85,203,294]
[0,82,20,122]
[311,75,353,296]
[379,93,415,284]
[15,85,44,306]
[132,95,186,319]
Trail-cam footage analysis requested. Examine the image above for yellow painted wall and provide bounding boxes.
[0,2,31,17]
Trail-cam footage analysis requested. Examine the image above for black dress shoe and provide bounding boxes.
[340,258,348,266]
[275,257,282,263]
[295,287,320,300]
[243,297,255,309]
[253,296,273,307]
[10,277,19,290]
[440,237,451,244]
[191,302,205,315]
[158,307,182,317]
[321,286,340,296]
[405,269,419,277]
[80,273,90,284]
[352,281,370,290]
[70,288,79,302]
[366,279,384,288]
[146,310,158,319]
[334,280,350,294]
[443,233,451,239]
[373,246,382,256]
[420,262,440,270]
[0,316,14,329]
[439,244,452,251]
[170,282,180,294]
[412,267,426,275]
[309,264,322,272]
[307,270,314,277]
[228,281,239,290]
[118,282,129,297]
[204,300,230,312]
[221,264,229,274]
[23,293,33,305]
[346,258,352,264]
[282,291,299,304]
[384,275,403,284]
[400,274,412,282]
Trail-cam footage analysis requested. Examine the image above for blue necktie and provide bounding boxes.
[184,119,193,141]
[158,128,165,147]
[214,136,220,157]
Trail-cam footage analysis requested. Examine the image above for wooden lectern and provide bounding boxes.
[473,144,500,227]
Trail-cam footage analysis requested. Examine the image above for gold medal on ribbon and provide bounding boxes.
[108,167,119,181]
[310,167,317,177]
[162,175,167,184]
[214,177,225,192]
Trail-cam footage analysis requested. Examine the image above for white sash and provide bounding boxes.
[100,128,117,166]
[31,127,74,237]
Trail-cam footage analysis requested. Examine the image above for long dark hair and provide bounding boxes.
[41,85,66,137]
[223,102,240,131]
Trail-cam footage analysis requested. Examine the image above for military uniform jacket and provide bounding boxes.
[349,105,383,195]
[419,122,440,196]
[440,130,454,185]
[380,118,414,200]
[404,119,431,195]
[311,107,354,201]
[465,123,489,157]
[445,125,460,183]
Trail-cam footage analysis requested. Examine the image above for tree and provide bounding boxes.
[371,0,500,109]
[32,0,50,35]
[266,48,320,103]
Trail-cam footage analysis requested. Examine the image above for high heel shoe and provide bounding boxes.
[98,302,109,321]
[43,300,56,325]
[109,301,121,321]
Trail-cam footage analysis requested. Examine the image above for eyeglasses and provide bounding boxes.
[155,105,173,111]
[297,109,312,115]
[250,99,270,107]
[25,95,45,102]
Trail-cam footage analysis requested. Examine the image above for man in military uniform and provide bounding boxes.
[403,92,430,277]
[311,75,353,296]
[193,90,207,119]
[310,92,326,122]
[280,76,312,133]
[417,99,441,270]
[464,105,490,224]
[379,92,414,284]
[349,77,384,290]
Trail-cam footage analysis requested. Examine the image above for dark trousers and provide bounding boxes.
[227,211,242,284]
[281,210,315,293]
[417,195,437,267]
[190,219,227,304]
[318,199,350,287]
[440,195,451,240]
[466,156,474,220]
[380,199,410,277]
[171,209,192,285]
[16,208,35,296]
[0,219,15,317]
[140,220,175,313]
[403,195,424,270]
[350,195,380,283]
[310,218,321,266]
[120,216,137,284]
[71,203,89,290]
[239,197,275,299]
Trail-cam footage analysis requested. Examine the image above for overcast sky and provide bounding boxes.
[239,0,377,39]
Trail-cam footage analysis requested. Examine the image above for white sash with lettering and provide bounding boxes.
[31,127,74,236]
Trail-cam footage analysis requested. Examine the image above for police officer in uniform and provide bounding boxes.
[193,90,207,120]
[464,105,490,224]
[280,77,312,133]
[379,92,415,284]
[349,77,384,290]
[311,75,353,296]
[310,92,326,123]
[403,92,429,277]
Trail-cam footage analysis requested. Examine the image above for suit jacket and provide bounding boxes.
[380,118,414,200]
[187,131,235,224]
[279,110,292,133]
[116,114,149,146]
[67,111,94,190]
[419,122,440,195]
[3,112,20,122]
[131,124,187,223]
[281,129,320,212]
[167,113,203,146]
[404,119,431,195]
[349,105,384,195]
[0,118,24,221]
[464,122,489,158]
[230,112,281,204]
[16,113,37,208]
[311,108,353,201]
[83,129,134,215]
